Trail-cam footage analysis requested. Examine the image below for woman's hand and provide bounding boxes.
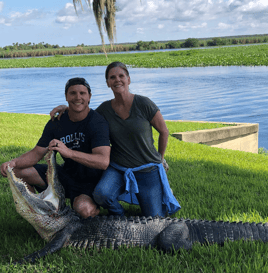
[162,159,169,172]
[50,105,68,121]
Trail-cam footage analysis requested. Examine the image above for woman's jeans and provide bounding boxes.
[93,166,166,217]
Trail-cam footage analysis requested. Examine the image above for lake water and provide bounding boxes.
[0,66,267,149]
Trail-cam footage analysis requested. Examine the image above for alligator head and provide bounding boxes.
[6,150,74,242]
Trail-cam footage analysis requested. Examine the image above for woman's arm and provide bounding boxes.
[50,105,68,121]
[150,110,169,160]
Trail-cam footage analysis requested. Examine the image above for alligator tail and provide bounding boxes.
[186,219,268,245]
[157,219,268,252]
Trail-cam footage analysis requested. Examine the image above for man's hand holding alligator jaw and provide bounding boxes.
[48,139,73,159]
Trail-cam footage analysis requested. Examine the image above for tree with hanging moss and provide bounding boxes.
[73,0,116,49]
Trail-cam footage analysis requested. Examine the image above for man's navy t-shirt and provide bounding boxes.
[37,109,110,185]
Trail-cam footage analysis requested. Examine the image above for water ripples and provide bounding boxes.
[0,66,268,148]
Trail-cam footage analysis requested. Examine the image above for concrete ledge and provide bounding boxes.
[171,121,259,154]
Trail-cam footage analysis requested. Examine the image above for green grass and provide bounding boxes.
[1,44,268,69]
[0,113,50,148]
[1,112,268,272]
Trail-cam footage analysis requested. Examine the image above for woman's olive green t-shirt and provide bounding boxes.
[96,94,162,168]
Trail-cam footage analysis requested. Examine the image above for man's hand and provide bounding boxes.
[1,146,48,178]
[48,139,73,158]
[1,160,16,177]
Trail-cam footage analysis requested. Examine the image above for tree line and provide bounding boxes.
[2,42,60,51]
[1,35,268,58]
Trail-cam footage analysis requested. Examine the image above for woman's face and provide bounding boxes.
[106,67,130,94]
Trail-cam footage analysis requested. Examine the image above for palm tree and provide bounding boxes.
[73,0,116,48]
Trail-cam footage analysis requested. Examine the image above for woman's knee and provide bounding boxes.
[92,186,110,205]
[93,167,124,205]
[135,170,164,217]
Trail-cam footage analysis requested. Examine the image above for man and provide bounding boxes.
[1,77,110,218]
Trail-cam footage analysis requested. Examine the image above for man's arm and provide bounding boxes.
[0,146,48,177]
[48,139,110,170]
[68,146,111,170]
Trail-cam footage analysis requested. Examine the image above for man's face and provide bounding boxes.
[65,85,91,113]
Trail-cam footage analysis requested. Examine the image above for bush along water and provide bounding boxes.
[1,44,268,68]
[1,34,268,58]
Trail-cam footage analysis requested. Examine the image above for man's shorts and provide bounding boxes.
[33,164,97,207]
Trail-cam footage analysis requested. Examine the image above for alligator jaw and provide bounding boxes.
[7,150,73,241]
[43,150,66,211]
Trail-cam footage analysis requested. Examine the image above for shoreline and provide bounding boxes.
[0,44,268,69]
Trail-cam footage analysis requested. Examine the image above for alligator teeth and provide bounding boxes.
[82,239,89,249]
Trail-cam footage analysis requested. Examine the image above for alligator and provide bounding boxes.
[6,151,268,263]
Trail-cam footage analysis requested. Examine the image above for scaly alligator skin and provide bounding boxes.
[6,151,268,263]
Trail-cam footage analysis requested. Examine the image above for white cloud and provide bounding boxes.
[116,0,267,23]
[113,0,268,40]
[10,9,42,20]
[137,27,144,34]
[0,2,3,12]
[56,3,78,24]
[240,0,268,12]
[0,8,46,26]
[217,22,232,29]
[147,1,158,12]
[116,0,215,23]
[66,3,74,10]
[192,22,207,29]
[57,3,76,17]
[55,2,93,28]
[56,15,78,24]
[177,22,207,31]
[178,24,188,30]
[250,22,258,28]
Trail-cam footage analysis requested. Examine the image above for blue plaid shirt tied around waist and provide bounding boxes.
[109,161,181,215]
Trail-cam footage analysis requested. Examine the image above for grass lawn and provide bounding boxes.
[1,112,268,272]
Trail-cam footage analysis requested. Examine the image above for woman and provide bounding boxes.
[51,62,180,217]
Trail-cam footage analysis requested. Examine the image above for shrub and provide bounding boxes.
[207,38,227,46]
[258,147,268,155]
[136,41,150,50]
[182,38,199,48]
[166,41,181,49]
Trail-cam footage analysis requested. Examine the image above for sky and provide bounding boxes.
[0,0,267,48]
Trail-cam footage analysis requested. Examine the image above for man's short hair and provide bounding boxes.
[65,77,91,95]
